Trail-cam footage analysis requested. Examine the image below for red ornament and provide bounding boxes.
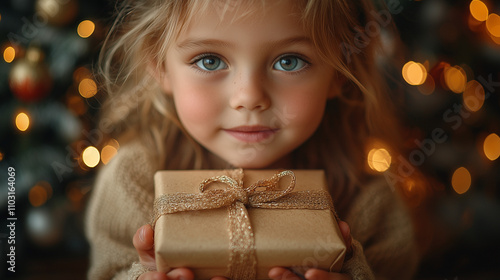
[9,47,53,102]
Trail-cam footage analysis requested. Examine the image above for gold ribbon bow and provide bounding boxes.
[152,170,335,280]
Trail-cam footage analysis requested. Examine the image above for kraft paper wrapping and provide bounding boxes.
[153,169,346,279]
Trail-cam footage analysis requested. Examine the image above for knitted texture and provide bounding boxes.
[85,141,419,279]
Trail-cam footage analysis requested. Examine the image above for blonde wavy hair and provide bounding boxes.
[98,0,401,214]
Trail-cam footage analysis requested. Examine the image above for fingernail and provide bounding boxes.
[139,226,145,243]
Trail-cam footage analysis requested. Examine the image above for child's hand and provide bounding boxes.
[268,221,353,280]
[133,224,195,280]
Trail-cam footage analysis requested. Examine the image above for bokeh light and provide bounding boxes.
[417,75,435,95]
[3,46,15,63]
[463,80,485,112]
[73,66,92,83]
[486,13,500,37]
[29,181,53,207]
[77,20,95,38]
[0,151,3,161]
[402,61,427,86]
[470,0,489,22]
[484,133,500,161]
[78,78,98,98]
[15,112,30,132]
[101,139,120,165]
[452,167,471,194]
[67,185,84,205]
[444,66,467,93]
[82,146,100,168]
[66,95,87,116]
[367,148,392,172]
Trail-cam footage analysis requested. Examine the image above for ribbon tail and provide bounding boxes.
[227,201,257,280]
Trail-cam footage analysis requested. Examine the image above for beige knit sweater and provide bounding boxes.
[85,140,419,280]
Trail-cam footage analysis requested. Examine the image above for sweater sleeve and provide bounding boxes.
[85,141,157,280]
[344,179,420,280]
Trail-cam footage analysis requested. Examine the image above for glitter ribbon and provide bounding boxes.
[152,170,335,280]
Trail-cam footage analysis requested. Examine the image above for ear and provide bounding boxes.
[147,59,172,95]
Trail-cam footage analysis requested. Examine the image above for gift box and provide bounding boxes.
[152,169,346,280]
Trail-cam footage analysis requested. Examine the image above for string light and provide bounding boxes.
[444,66,467,93]
[402,61,427,86]
[469,0,489,22]
[452,167,471,194]
[78,78,97,98]
[484,133,500,161]
[3,46,15,63]
[77,20,95,38]
[82,146,100,168]
[15,112,30,132]
[367,148,392,172]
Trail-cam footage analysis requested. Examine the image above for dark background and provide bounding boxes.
[0,0,499,279]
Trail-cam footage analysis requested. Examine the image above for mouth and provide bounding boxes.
[223,125,279,143]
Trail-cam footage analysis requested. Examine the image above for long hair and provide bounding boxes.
[97,0,402,215]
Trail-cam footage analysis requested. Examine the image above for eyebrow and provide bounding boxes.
[176,36,313,51]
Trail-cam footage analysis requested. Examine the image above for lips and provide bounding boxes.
[224,125,278,143]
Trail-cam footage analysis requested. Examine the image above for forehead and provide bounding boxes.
[179,0,306,40]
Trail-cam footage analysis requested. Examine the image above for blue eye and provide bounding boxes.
[194,55,227,71]
[273,56,307,72]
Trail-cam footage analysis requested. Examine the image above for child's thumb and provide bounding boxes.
[133,224,156,265]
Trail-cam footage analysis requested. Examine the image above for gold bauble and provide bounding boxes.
[35,0,78,26]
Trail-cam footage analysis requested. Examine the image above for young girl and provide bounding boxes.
[86,0,420,279]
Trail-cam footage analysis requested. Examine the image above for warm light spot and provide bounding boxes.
[3,46,15,63]
[0,151,3,161]
[66,95,87,116]
[484,133,500,161]
[67,186,83,203]
[402,61,427,86]
[82,146,100,168]
[470,0,489,22]
[101,145,118,165]
[77,20,95,38]
[444,66,467,93]
[489,32,500,45]
[15,112,30,132]
[463,80,485,112]
[73,66,91,83]
[78,78,97,98]
[29,185,48,207]
[417,75,435,95]
[452,167,471,194]
[367,148,392,172]
[486,13,500,37]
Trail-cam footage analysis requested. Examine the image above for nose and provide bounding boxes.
[229,70,270,111]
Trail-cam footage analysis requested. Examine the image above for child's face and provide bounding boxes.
[161,0,339,168]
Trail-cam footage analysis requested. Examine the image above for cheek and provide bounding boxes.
[281,85,327,128]
[172,78,223,124]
